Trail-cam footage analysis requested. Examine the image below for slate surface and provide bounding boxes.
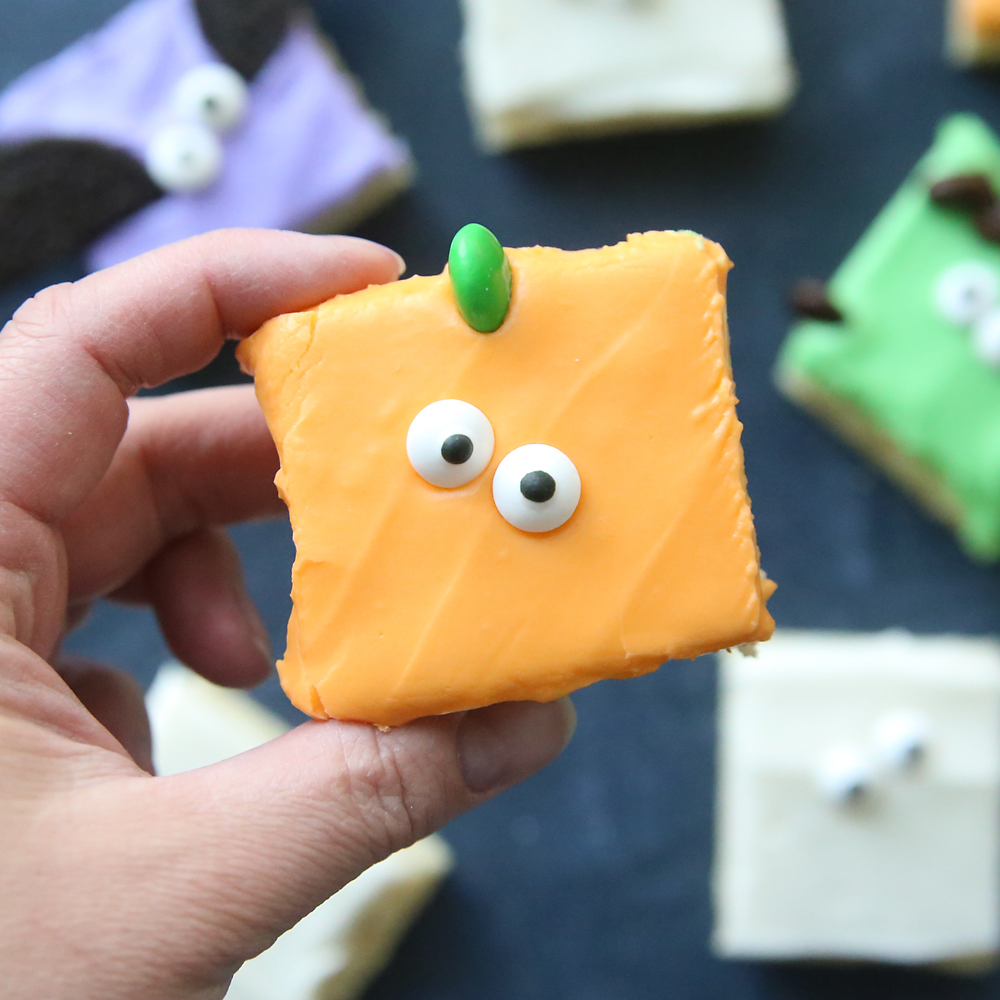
[5,1,1000,997]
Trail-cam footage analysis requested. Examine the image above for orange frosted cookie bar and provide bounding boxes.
[237,228,774,727]
[950,0,1000,63]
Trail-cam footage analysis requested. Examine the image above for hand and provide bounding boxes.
[0,230,576,1000]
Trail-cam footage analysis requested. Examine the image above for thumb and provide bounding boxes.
[139,698,576,973]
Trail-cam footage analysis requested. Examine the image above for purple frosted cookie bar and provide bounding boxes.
[0,0,411,272]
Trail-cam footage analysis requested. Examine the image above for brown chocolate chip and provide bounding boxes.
[930,173,997,212]
[789,278,844,323]
[977,203,1000,244]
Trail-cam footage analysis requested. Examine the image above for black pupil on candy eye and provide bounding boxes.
[441,433,474,465]
[520,470,556,503]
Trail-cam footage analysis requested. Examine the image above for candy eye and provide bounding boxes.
[145,122,222,193]
[172,64,249,132]
[934,261,1000,325]
[406,400,495,488]
[816,744,875,805]
[872,709,929,771]
[492,444,581,533]
[972,310,1000,368]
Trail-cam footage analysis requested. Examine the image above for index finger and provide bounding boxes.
[0,229,401,526]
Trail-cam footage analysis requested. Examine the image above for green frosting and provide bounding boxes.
[448,224,512,333]
[776,114,1000,560]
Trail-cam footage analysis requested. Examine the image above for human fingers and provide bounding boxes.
[2,699,574,998]
[0,229,399,656]
[56,655,153,774]
[105,699,574,993]
[61,386,282,603]
[122,527,272,689]
[176,700,577,958]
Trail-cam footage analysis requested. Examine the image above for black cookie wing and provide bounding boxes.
[0,138,162,287]
[194,0,303,81]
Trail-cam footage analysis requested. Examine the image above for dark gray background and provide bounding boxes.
[4,1,1000,997]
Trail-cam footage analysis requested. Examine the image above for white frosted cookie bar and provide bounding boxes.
[459,0,796,151]
[714,631,1000,969]
[146,663,455,1000]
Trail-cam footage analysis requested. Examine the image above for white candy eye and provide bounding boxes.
[492,444,581,533]
[934,261,1000,325]
[406,400,495,488]
[145,122,222,193]
[873,709,929,771]
[172,64,248,132]
[816,744,874,805]
[972,310,1000,368]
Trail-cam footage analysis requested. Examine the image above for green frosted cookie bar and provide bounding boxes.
[777,114,1000,561]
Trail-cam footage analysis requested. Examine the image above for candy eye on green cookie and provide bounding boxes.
[933,259,1000,367]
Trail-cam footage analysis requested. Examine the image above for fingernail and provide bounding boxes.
[391,250,407,277]
[458,697,576,794]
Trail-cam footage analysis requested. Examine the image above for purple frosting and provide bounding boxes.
[0,0,411,271]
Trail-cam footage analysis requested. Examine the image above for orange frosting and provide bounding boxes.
[960,0,1000,34]
[238,231,774,726]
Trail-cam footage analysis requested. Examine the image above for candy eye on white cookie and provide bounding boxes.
[815,710,931,806]
[872,708,930,771]
[816,743,876,805]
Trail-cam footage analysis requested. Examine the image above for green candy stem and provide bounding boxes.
[448,223,512,333]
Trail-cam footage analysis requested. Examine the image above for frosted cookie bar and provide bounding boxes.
[949,0,1000,65]
[459,0,796,152]
[238,226,774,727]
[714,631,1000,969]
[777,114,1000,561]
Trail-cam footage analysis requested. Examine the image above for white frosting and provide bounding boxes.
[714,631,1000,967]
[460,0,796,150]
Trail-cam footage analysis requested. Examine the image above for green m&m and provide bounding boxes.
[448,223,512,333]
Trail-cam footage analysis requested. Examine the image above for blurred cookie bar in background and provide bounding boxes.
[949,0,1000,65]
[777,115,1000,563]
[459,0,796,152]
[714,631,1000,971]
[0,0,412,288]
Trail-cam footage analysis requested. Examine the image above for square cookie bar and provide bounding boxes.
[776,114,1000,561]
[238,228,774,727]
[0,0,411,284]
[949,0,1000,65]
[459,0,796,151]
[714,631,1000,969]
